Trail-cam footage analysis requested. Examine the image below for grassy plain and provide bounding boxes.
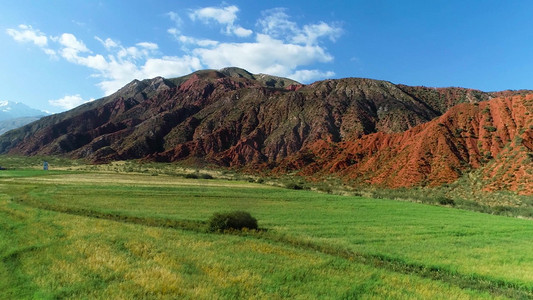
[0,159,532,299]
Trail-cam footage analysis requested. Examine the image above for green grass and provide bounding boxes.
[0,169,79,178]
[0,199,495,299]
[0,154,85,169]
[1,169,532,298]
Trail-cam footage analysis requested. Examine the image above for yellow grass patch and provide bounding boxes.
[125,266,185,295]
[83,243,129,274]
[8,172,271,189]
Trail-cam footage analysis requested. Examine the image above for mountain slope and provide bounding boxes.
[279,94,532,194]
[0,68,530,194]
[0,116,43,135]
[0,101,47,134]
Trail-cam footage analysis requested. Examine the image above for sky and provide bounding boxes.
[2,1,533,113]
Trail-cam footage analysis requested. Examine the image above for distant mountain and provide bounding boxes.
[0,101,48,134]
[0,68,530,195]
[0,101,47,121]
[0,116,43,135]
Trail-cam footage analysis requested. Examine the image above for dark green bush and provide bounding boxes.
[437,197,455,206]
[285,182,303,190]
[199,173,213,179]
[483,125,497,132]
[185,173,213,179]
[208,211,258,232]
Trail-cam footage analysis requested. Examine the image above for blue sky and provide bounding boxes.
[2,1,533,113]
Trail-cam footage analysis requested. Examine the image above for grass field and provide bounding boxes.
[1,163,532,299]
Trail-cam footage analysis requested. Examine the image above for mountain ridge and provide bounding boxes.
[0,100,47,121]
[0,101,48,134]
[0,68,530,195]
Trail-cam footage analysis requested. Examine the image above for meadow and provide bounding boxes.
[0,158,532,299]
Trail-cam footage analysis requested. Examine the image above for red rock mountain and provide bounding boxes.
[280,94,532,195]
[0,68,531,194]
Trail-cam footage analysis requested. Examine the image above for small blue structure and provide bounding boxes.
[43,161,49,171]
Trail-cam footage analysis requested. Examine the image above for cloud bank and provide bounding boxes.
[6,5,342,110]
[48,94,94,110]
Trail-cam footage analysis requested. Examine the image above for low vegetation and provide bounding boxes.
[208,211,258,232]
[0,157,532,298]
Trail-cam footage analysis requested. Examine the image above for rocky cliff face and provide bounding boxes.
[278,94,532,194]
[0,68,531,194]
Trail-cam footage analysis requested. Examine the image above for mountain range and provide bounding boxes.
[0,68,531,195]
[0,101,48,134]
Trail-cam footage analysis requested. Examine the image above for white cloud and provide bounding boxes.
[188,7,339,78]
[257,8,298,41]
[188,5,252,37]
[195,39,219,47]
[59,33,89,52]
[190,5,239,25]
[58,33,90,63]
[258,9,342,46]
[136,42,158,50]
[7,5,342,105]
[167,27,219,50]
[293,22,343,45]
[49,94,93,110]
[170,6,340,82]
[94,55,203,95]
[96,59,142,95]
[6,24,57,58]
[43,48,57,57]
[167,28,179,36]
[233,26,253,38]
[289,69,335,83]
[14,28,201,96]
[95,36,119,50]
[193,34,333,79]
[117,46,154,60]
[167,11,183,27]
[6,24,48,47]
[142,56,202,79]
[173,34,219,47]
[78,54,109,70]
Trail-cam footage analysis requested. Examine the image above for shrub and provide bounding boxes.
[484,151,493,159]
[454,128,465,137]
[199,173,213,179]
[285,182,303,190]
[208,211,258,232]
[437,197,455,206]
[185,173,213,179]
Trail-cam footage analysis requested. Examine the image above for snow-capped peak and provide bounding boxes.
[0,101,48,121]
